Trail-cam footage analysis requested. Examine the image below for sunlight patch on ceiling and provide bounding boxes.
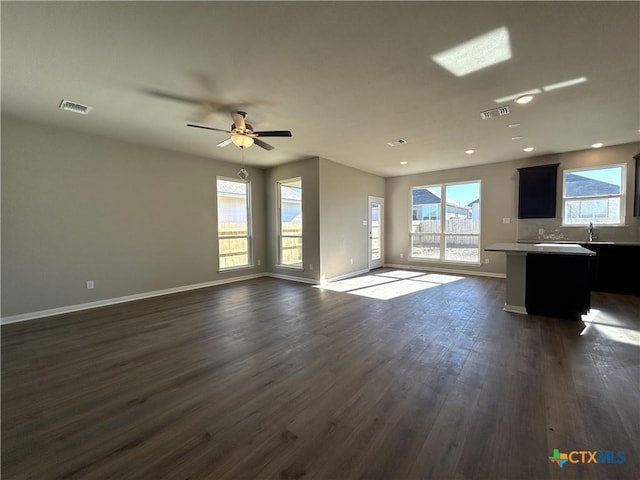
[542,76,588,92]
[494,88,542,104]
[494,77,588,103]
[432,27,512,77]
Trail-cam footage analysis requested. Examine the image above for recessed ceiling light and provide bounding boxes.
[431,26,512,77]
[465,149,475,154]
[387,139,407,147]
[400,161,408,165]
[523,147,535,152]
[591,142,603,148]
[508,123,521,128]
[511,136,523,141]
[515,94,535,104]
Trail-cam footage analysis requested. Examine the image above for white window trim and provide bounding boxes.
[276,177,303,269]
[217,176,253,271]
[409,180,482,265]
[561,164,627,227]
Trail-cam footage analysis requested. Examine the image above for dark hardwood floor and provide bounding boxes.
[2,269,639,480]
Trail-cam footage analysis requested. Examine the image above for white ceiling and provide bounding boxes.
[2,2,639,177]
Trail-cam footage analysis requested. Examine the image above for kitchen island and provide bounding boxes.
[485,242,596,319]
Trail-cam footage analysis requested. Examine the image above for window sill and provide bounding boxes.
[408,257,481,267]
[275,264,304,271]
[218,264,255,274]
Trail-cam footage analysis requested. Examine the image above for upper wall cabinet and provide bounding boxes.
[517,163,559,219]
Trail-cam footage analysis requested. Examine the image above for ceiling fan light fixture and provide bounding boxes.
[231,133,254,148]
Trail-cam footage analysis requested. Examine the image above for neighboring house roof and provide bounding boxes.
[412,188,470,210]
[218,179,247,196]
[412,188,442,205]
[468,198,480,206]
[281,185,302,202]
[565,173,620,196]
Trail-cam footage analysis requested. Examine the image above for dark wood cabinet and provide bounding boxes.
[525,253,591,319]
[582,243,640,296]
[517,163,559,219]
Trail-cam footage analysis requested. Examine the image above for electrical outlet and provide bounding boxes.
[400,253,404,259]
[502,217,510,224]
[485,258,490,264]
[350,258,353,265]
[86,280,95,289]
[309,264,313,271]
[257,259,261,266]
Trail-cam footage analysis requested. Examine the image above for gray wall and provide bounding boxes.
[515,142,640,243]
[385,142,640,276]
[4,113,638,319]
[2,116,266,317]
[319,158,385,281]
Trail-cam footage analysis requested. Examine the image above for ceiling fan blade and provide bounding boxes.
[232,112,246,131]
[187,123,230,133]
[254,130,293,137]
[216,138,233,147]
[145,89,205,106]
[253,137,275,151]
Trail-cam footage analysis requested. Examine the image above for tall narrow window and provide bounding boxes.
[278,177,303,267]
[563,165,626,225]
[410,181,481,263]
[217,177,251,270]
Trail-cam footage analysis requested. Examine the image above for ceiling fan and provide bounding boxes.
[187,112,292,151]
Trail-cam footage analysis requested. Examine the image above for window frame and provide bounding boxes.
[216,176,253,272]
[276,177,303,269]
[561,164,626,227]
[409,180,481,265]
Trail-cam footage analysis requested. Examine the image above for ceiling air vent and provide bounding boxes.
[59,99,92,115]
[386,139,408,147]
[480,105,510,120]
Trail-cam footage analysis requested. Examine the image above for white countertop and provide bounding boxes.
[485,242,596,256]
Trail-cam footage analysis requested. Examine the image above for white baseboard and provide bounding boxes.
[1,273,267,325]
[265,272,318,284]
[384,263,506,279]
[2,265,504,325]
[322,268,370,284]
[504,304,528,315]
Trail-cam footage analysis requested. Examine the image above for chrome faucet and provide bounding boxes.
[588,222,594,242]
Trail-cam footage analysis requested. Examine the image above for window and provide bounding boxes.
[278,178,303,267]
[217,177,251,269]
[562,165,626,225]
[410,181,481,263]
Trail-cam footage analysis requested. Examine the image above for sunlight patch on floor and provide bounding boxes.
[375,270,425,279]
[315,270,464,300]
[349,279,440,300]
[315,274,396,293]
[581,308,640,347]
